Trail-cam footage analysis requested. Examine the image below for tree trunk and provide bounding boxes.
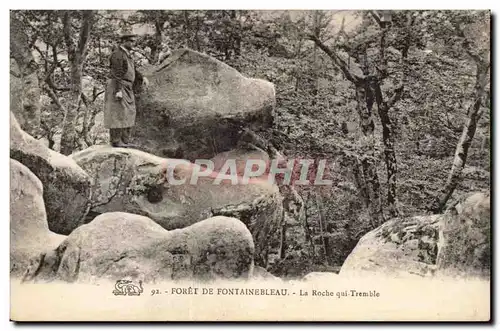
[60,10,94,155]
[10,14,41,135]
[315,194,328,261]
[149,18,164,65]
[356,84,376,136]
[355,84,384,224]
[377,101,399,217]
[432,60,489,213]
[373,79,402,218]
[311,11,321,100]
[279,209,287,260]
[231,11,242,57]
[183,11,193,49]
[309,33,384,224]
[350,155,370,208]
[303,192,316,259]
[60,58,83,155]
[372,18,402,218]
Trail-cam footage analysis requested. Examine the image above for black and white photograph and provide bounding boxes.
[8,8,491,322]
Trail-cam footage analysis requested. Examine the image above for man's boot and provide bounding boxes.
[121,127,137,148]
[110,128,123,147]
[121,127,131,144]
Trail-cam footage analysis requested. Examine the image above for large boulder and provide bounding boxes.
[10,159,65,276]
[210,145,305,270]
[71,145,283,266]
[211,145,271,177]
[437,192,490,278]
[133,48,276,160]
[10,113,92,235]
[22,212,254,283]
[340,192,491,279]
[340,215,441,277]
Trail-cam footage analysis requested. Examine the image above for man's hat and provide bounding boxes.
[118,26,137,40]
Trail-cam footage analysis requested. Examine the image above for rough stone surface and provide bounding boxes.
[10,159,65,276]
[22,212,254,283]
[437,192,490,278]
[340,215,441,278]
[210,145,271,178]
[210,146,305,265]
[10,113,92,235]
[133,48,276,160]
[71,145,283,266]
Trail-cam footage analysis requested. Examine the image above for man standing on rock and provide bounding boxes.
[104,27,148,148]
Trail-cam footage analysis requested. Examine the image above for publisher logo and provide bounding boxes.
[112,280,144,296]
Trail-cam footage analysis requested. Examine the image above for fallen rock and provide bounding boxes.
[22,212,254,283]
[133,48,276,160]
[71,145,283,266]
[10,113,92,235]
[10,159,65,276]
[339,215,441,278]
[437,192,490,278]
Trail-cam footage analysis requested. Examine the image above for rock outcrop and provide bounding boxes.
[340,215,441,277]
[10,113,92,235]
[340,191,491,279]
[210,145,305,265]
[133,48,276,160]
[10,159,65,276]
[22,212,254,283]
[71,145,283,266]
[437,192,490,278]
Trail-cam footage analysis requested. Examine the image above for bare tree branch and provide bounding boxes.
[387,84,404,108]
[32,44,47,61]
[133,48,154,64]
[92,90,105,102]
[51,42,66,75]
[383,11,415,108]
[44,70,67,89]
[43,84,66,113]
[308,34,362,84]
[452,19,483,64]
[62,11,75,59]
[28,31,39,49]
[77,11,95,59]
[369,10,383,27]
[10,70,21,78]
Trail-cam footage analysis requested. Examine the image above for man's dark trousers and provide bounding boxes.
[110,127,132,146]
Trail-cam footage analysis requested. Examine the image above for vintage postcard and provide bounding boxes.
[9,9,491,321]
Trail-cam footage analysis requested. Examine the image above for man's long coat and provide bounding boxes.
[104,45,142,129]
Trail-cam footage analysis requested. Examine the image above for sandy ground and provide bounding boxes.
[10,275,490,322]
